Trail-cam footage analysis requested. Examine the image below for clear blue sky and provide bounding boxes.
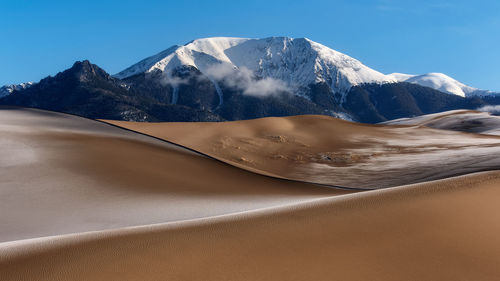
[1,0,499,91]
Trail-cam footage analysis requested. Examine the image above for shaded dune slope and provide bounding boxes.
[0,107,348,243]
[2,171,500,281]
[106,115,500,188]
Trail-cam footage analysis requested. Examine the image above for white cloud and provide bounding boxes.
[242,77,289,97]
[204,63,290,97]
[156,70,189,88]
[203,63,238,81]
[477,105,500,115]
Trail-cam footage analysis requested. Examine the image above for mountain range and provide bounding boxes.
[1,37,499,122]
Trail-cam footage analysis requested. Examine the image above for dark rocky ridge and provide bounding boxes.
[0,61,223,122]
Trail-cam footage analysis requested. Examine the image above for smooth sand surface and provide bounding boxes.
[382,109,500,135]
[2,171,500,281]
[0,107,348,243]
[106,115,500,188]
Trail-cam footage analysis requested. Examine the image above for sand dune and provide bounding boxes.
[106,115,500,188]
[382,109,500,135]
[0,107,347,243]
[3,107,500,280]
[2,171,500,281]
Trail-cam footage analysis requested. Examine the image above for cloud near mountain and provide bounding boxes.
[477,105,500,115]
[204,63,290,97]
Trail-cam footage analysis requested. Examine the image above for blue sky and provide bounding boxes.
[1,0,499,91]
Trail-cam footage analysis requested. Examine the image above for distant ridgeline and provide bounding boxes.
[1,37,499,122]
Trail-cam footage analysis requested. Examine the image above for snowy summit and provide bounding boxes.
[115,37,395,95]
[116,36,493,98]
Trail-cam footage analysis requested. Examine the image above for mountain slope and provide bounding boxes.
[344,82,488,122]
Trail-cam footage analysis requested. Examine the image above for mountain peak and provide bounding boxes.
[71,60,97,72]
[62,60,112,83]
[74,59,92,66]
[388,72,491,97]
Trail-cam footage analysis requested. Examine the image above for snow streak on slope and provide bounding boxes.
[115,37,396,95]
[389,72,494,97]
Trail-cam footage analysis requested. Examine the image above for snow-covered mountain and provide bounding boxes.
[0,82,33,98]
[116,37,396,97]
[388,72,494,97]
[116,37,496,99]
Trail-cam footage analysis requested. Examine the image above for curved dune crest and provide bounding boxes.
[0,107,347,243]
[2,171,500,281]
[106,115,500,188]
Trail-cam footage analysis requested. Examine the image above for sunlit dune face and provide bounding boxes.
[105,115,500,188]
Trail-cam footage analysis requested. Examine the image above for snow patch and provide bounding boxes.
[171,87,179,104]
